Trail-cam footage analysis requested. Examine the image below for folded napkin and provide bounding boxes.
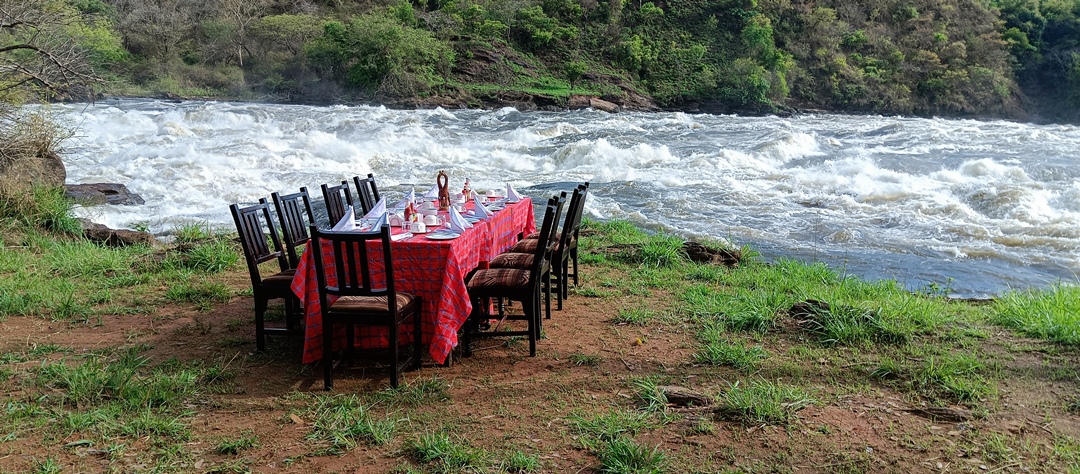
[391,232,413,241]
[331,205,356,231]
[471,193,492,218]
[362,198,386,219]
[392,188,416,211]
[366,211,388,232]
[447,206,473,234]
[423,184,439,199]
[506,183,523,202]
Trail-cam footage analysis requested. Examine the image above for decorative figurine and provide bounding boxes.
[437,170,450,211]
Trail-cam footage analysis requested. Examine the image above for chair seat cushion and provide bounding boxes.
[510,238,571,253]
[331,293,416,313]
[523,231,541,240]
[489,252,535,269]
[467,268,532,293]
[261,269,296,285]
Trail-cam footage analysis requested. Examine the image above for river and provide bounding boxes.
[54,99,1080,298]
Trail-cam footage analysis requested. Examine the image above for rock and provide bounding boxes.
[80,219,156,247]
[682,241,741,266]
[789,299,832,320]
[658,385,712,408]
[589,97,619,113]
[65,183,145,206]
[0,148,66,188]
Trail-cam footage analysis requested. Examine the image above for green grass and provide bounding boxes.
[569,352,602,366]
[613,307,656,326]
[215,431,260,455]
[993,283,1080,344]
[717,379,814,425]
[165,281,232,310]
[911,353,994,404]
[409,432,486,472]
[694,340,768,372]
[597,437,667,474]
[298,394,399,453]
[568,409,656,445]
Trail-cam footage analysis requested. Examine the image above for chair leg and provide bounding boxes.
[553,265,563,312]
[323,319,334,391]
[561,258,570,302]
[544,270,553,320]
[571,248,580,287]
[524,296,537,357]
[255,297,268,352]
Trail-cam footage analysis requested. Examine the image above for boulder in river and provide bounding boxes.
[65,183,145,206]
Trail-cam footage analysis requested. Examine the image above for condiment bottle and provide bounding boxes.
[463,177,471,199]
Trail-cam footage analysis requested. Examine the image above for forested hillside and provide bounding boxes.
[10,0,1080,121]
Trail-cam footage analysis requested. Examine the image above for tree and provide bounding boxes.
[219,0,271,67]
[0,0,98,102]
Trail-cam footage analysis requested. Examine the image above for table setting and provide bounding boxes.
[291,171,538,366]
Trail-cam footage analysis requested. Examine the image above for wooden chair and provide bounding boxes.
[271,187,315,269]
[461,194,564,358]
[309,224,423,390]
[230,198,300,351]
[321,180,355,226]
[353,173,381,215]
[499,183,588,311]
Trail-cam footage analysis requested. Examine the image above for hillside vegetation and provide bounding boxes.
[12,0,1080,120]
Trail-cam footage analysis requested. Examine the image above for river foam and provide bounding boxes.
[53,100,1080,297]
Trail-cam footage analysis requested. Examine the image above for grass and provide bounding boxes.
[3,211,1080,471]
[993,283,1080,344]
[694,340,768,372]
[716,379,815,425]
[597,437,667,474]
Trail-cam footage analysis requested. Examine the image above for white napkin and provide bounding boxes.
[506,183,523,202]
[366,211,388,232]
[392,189,416,211]
[470,193,492,218]
[362,198,386,219]
[331,205,356,231]
[447,206,472,233]
[391,232,413,241]
[423,184,439,199]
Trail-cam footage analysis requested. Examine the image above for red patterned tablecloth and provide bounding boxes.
[291,198,535,365]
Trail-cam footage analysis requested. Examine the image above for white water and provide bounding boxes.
[55,99,1080,297]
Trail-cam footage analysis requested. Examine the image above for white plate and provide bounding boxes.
[426,232,460,240]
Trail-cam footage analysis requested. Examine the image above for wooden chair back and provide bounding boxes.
[230,198,288,286]
[309,224,400,314]
[321,180,355,226]
[353,173,381,214]
[531,193,565,282]
[271,187,315,269]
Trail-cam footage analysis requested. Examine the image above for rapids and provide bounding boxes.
[55,99,1080,297]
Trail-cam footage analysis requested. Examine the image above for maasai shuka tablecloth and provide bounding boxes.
[291,198,536,365]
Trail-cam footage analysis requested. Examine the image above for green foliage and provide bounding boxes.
[300,394,399,452]
[307,12,455,97]
[993,283,1080,344]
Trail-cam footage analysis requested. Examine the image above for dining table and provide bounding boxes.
[290,197,537,366]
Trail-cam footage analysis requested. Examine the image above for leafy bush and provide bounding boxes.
[306,12,455,97]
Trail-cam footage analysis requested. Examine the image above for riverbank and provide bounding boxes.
[1,217,1078,472]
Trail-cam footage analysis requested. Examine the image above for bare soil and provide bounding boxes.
[2,264,1080,473]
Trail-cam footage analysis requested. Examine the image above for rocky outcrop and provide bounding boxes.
[65,183,145,206]
[80,219,156,247]
[0,148,66,188]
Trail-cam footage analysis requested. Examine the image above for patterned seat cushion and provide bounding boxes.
[466,268,531,293]
[331,293,416,313]
[522,231,541,240]
[489,252,535,269]
[262,269,296,285]
[510,238,566,253]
